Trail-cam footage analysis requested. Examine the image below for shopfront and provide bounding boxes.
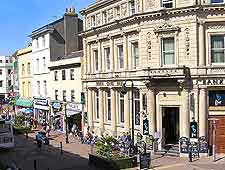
[33,97,50,124]
[51,101,64,132]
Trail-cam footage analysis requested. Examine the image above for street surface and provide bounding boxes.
[1,131,225,170]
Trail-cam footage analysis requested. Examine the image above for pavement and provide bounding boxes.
[1,130,225,170]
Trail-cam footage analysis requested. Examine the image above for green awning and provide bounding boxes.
[16,98,33,108]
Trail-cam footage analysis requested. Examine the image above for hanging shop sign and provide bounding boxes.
[198,136,208,153]
[190,121,198,138]
[179,137,189,153]
[66,102,82,116]
[34,98,48,106]
[143,118,149,135]
[52,102,61,110]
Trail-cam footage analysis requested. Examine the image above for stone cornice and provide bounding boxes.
[82,5,225,36]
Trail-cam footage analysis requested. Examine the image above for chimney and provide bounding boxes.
[64,6,76,16]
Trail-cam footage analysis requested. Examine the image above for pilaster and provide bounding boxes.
[199,87,207,137]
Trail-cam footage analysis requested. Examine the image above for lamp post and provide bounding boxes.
[120,80,134,147]
[64,103,69,144]
[209,118,219,162]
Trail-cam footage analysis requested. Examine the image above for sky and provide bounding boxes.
[0,0,94,55]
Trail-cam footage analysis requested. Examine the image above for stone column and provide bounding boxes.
[199,21,205,66]
[111,89,117,137]
[124,91,130,132]
[180,88,190,138]
[88,89,94,130]
[123,34,128,70]
[99,89,104,135]
[147,88,156,135]
[199,88,207,137]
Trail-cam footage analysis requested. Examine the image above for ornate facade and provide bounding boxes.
[81,0,225,154]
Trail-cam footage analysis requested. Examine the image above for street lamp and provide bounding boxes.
[120,80,134,148]
[64,103,69,144]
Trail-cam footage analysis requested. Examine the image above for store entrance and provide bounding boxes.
[162,107,179,144]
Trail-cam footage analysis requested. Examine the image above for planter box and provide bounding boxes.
[89,154,137,170]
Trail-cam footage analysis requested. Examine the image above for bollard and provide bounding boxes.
[189,149,192,162]
[60,142,63,155]
[34,160,37,170]
[26,131,28,139]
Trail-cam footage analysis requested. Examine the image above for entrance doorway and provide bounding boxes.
[162,107,179,144]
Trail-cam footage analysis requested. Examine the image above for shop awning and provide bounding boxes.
[16,98,33,108]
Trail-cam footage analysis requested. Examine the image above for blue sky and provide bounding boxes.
[0,0,94,55]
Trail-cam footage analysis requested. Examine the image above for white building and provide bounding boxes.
[0,56,13,100]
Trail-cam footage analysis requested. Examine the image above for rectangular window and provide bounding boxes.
[162,37,175,65]
[54,71,58,81]
[44,80,47,97]
[55,90,58,100]
[130,0,135,15]
[27,63,31,75]
[91,15,96,27]
[119,93,124,123]
[42,36,45,47]
[211,0,224,4]
[37,81,40,95]
[6,60,8,63]
[43,57,46,71]
[103,11,107,24]
[8,80,11,87]
[36,39,39,48]
[132,42,139,68]
[8,69,11,75]
[71,90,75,102]
[36,58,39,72]
[63,90,66,102]
[62,70,66,80]
[96,90,99,119]
[0,60,2,63]
[115,6,120,18]
[104,47,110,70]
[70,69,75,80]
[22,64,25,75]
[0,69,2,75]
[117,45,124,69]
[107,89,111,121]
[134,89,140,125]
[162,0,173,8]
[94,50,99,71]
[211,35,225,63]
[0,81,2,87]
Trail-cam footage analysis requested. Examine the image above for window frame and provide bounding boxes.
[27,63,31,75]
[104,47,111,71]
[37,81,40,95]
[71,90,75,102]
[131,42,139,69]
[210,34,225,64]
[106,89,111,121]
[119,93,125,123]
[117,44,124,70]
[43,80,47,97]
[161,0,174,8]
[63,90,67,102]
[93,49,99,72]
[0,81,2,87]
[22,64,25,75]
[55,90,59,100]
[70,69,75,80]
[161,37,176,66]
[62,70,66,80]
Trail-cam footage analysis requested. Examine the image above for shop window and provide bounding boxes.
[211,35,225,63]
[209,90,225,106]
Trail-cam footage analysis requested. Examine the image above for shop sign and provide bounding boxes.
[198,136,208,153]
[35,98,48,106]
[52,102,61,110]
[206,79,224,85]
[143,118,149,135]
[190,121,198,138]
[66,102,82,116]
[96,81,123,87]
[179,137,189,153]
[146,135,154,150]
[140,152,151,170]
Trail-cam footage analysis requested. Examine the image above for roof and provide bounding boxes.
[17,47,32,56]
[55,50,83,61]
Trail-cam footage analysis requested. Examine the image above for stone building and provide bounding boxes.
[81,0,225,153]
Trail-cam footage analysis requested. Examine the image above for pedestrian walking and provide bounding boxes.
[36,132,43,151]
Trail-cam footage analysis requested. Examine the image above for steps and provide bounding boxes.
[155,144,180,157]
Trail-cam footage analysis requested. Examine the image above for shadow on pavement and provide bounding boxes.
[0,133,91,170]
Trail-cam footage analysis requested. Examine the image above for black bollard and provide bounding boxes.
[60,142,63,155]
[34,160,37,170]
